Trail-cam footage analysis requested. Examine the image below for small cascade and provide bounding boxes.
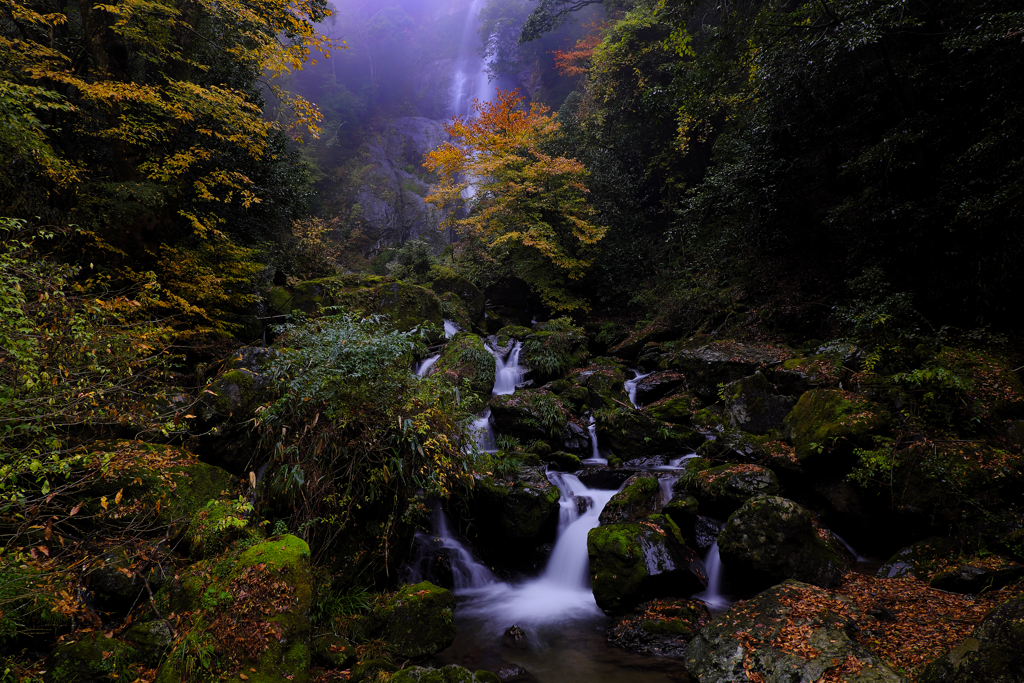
[582,415,607,465]
[415,354,441,377]
[449,0,494,118]
[490,340,525,395]
[452,472,621,632]
[408,507,497,590]
[831,531,869,563]
[444,319,461,338]
[623,369,653,408]
[692,517,731,612]
[470,409,498,453]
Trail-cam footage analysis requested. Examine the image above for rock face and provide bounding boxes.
[677,463,781,518]
[685,580,905,683]
[431,332,496,399]
[875,537,960,580]
[784,389,890,469]
[587,516,707,612]
[597,411,702,459]
[668,341,794,401]
[488,390,570,445]
[929,562,1024,594]
[723,371,796,434]
[374,582,458,659]
[607,598,711,657]
[717,496,852,590]
[598,473,662,525]
[918,595,1024,683]
[470,469,561,540]
[634,371,687,407]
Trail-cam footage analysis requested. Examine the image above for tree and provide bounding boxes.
[424,90,606,312]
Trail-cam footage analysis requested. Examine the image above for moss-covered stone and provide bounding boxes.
[268,274,443,334]
[634,371,688,407]
[597,410,703,459]
[662,494,700,546]
[723,371,796,434]
[0,565,71,646]
[470,469,561,539]
[587,519,707,612]
[685,581,903,683]
[391,665,500,683]
[311,633,355,668]
[717,496,852,590]
[668,341,794,401]
[45,632,136,683]
[583,365,627,411]
[519,318,589,383]
[598,473,661,525]
[677,464,781,518]
[125,620,174,666]
[437,291,472,332]
[646,392,701,424]
[488,389,570,446]
[430,332,496,398]
[545,451,583,471]
[606,598,711,658]
[429,267,485,322]
[917,595,1024,683]
[695,429,769,464]
[186,498,263,558]
[373,582,457,659]
[784,389,890,470]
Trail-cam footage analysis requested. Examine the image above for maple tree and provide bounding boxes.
[424,89,606,312]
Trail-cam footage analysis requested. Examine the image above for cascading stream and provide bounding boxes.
[490,340,525,395]
[583,415,606,465]
[449,0,493,118]
[415,354,441,377]
[623,369,652,408]
[692,517,731,612]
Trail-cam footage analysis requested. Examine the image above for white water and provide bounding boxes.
[490,340,526,395]
[623,369,652,408]
[436,509,499,590]
[470,408,498,453]
[444,319,461,338]
[450,0,494,118]
[831,531,869,563]
[448,472,620,633]
[693,540,730,612]
[416,353,441,377]
[582,415,606,465]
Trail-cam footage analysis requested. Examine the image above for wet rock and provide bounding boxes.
[45,632,136,683]
[597,411,703,459]
[676,463,781,518]
[875,537,960,580]
[645,392,701,424]
[431,332,496,399]
[685,580,904,683]
[124,619,173,666]
[586,366,627,411]
[392,665,501,683]
[312,633,355,668]
[495,664,533,682]
[917,595,1024,683]
[588,517,707,612]
[545,451,582,471]
[470,469,561,540]
[783,389,890,472]
[574,495,593,514]
[372,582,458,659]
[718,496,852,590]
[929,562,1024,594]
[662,495,700,547]
[503,624,527,648]
[668,341,794,402]
[560,421,590,453]
[576,467,634,489]
[488,390,570,446]
[599,473,661,525]
[695,430,768,464]
[634,371,688,407]
[722,371,796,434]
[607,598,711,658]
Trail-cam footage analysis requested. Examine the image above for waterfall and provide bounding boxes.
[444,319,461,338]
[582,415,606,465]
[450,0,494,118]
[623,369,652,408]
[692,517,731,612]
[450,471,621,632]
[416,354,441,377]
[490,340,525,395]
[831,531,869,563]
[407,507,497,590]
[470,408,498,453]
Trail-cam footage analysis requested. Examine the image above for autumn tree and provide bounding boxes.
[424,90,606,312]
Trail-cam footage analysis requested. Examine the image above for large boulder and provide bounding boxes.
[718,496,852,590]
[668,341,794,401]
[675,463,781,518]
[784,389,890,472]
[597,410,703,459]
[929,561,1024,594]
[918,595,1024,683]
[430,332,496,399]
[469,468,561,540]
[372,582,458,659]
[607,598,711,658]
[685,580,904,683]
[587,516,707,612]
[722,371,796,434]
[519,318,589,384]
[634,371,687,407]
[875,537,960,580]
[488,390,570,446]
[598,473,661,525]
[429,267,485,323]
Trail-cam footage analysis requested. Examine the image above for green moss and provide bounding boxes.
[432,332,496,398]
[647,394,700,424]
[784,389,890,464]
[371,582,457,659]
[599,475,659,524]
[429,267,485,322]
[45,632,136,683]
[0,565,71,645]
[520,318,588,380]
[472,473,561,538]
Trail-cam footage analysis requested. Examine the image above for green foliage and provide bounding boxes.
[387,240,437,282]
[521,318,588,376]
[848,437,898,488]
[171,626,219,680]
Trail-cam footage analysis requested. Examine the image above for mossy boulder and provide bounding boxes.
[373,582,457,659]
[153,534,314,683]
[783,389,890,471]
[668,341,794,401]
[392,665,500,683]
[438,291,473,332]
[268,274,443,334]
[429,267,485,322]
[185,498,263,558]
[488,389,570,446]
[312,633,355,668]
[430,332,496,398]
[723,371,796,434]
[545,451,583,471]
[874,537,961,580]
[645,392,701,424]
[598,473,662,525]
[677,464,781,518]
[519,318,589,384]
[584,365,627,411]
[45,632,137,683]
[929,561,1024,594]
[718,496,852,590]
[86,546,174,614]
[918,595,1024,683]
[469,469,561,540]
[685,580,904,683]
[587,517,707,612]
[695,429,769,464]
[0,565,72,647]
[125,620,174,666]
[597,410,703,459]
[771,354,842,394]
[662,494,701,546]
[634,371,688,407]
[607,598,711,658]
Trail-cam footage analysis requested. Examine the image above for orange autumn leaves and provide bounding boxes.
[423,90,606,312]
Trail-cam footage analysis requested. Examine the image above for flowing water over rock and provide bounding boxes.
[583,415,606,465]
[470,408,498,453]
[489,340,526,395]
[624,369,652,408]
[450,0,494,118]
[692,518,731,613]
[416,353,441,377]
[444,319,462,338]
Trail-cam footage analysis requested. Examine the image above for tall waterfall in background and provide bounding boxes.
[450,0,495,117]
